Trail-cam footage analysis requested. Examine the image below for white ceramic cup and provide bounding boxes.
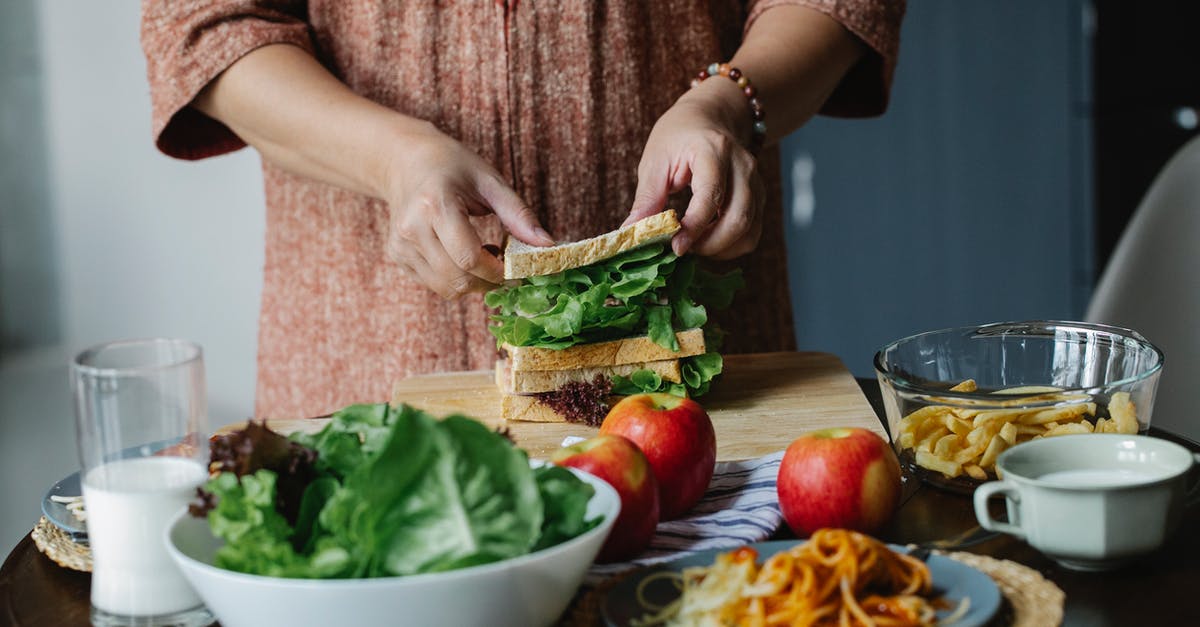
[974,434,1200,571]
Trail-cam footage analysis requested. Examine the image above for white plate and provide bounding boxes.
[41,471,87,539]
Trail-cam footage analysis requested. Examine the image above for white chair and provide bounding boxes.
[1086,135,1200,441]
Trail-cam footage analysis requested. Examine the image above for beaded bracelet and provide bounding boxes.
[690,62,767,152]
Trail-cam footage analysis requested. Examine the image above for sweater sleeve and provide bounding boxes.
[140,0,317,160]
[746,0,906,117]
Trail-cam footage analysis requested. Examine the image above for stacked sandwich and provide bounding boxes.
[485,210,743,424]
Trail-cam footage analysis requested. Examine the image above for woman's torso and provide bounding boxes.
[254,0,796,418]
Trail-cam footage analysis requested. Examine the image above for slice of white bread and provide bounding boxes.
[503,210,681,280]
[495,358,681,395]
[501,393,623,423]
[503,329,706,372]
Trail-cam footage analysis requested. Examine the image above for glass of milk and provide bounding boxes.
[72,339,215,627]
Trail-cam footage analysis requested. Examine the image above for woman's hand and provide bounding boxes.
[382,125,555,298]
[191,44,553,299]
[625,79,765,260]
[625,6,869,261]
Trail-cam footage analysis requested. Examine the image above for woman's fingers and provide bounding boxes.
[624,160,671,227]
[419,227,495,298]
[388,194,496,298]
[477,174,555,247]
[632,132,760,259]
[383,134,545,294]
[692,149,761,260]
[401,217,491,298]
[432,194,504,285]
[673,136,730,256]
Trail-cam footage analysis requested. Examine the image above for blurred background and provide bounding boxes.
[1,1,1197,553]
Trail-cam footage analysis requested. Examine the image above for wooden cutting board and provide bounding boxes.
[228,352,884,461]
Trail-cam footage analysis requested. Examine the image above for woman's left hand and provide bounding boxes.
[625,78,765,260]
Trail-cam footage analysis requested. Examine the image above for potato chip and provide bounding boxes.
[916,426,950,453]
[978,434,1009,468]
[1018,404,1091,425]
[1109,392,1139,434]
[1043,422,1093,437]
[913,411,951,442]
[999,421,1018,445]
[963,464,988,481]
[897,378,1114,481]
[966,421,1001,446]
[971,409,1026,429]
[916,450,962,478]
[951,407,983,421]
[949,379,978,393]
[933,433,961,458]
[992,385,1062,395]
[904,405,954,427]
[953,440,991,464]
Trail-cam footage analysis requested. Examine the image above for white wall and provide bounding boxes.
[38,0,264,426]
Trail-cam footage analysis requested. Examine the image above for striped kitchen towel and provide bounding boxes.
[583,449,785,583]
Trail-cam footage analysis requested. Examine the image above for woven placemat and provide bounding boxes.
[559,569,635,627]
[565,551,1065,627]
[31,516,92,573]
[937,550,1065,627]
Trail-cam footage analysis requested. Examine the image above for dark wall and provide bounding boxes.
[1092,0,1200,275]
[780,0,1095,376]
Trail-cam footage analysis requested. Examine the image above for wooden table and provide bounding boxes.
[3,379,1199,626]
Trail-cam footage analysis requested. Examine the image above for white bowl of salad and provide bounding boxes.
[165,403,619,627]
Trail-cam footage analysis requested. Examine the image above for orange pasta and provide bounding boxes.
[636,529,943,627]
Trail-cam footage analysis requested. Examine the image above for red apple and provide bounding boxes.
[551,434,660,562]
[599,393,716,520]
[777,427,901,536]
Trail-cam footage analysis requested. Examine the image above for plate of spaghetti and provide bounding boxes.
[602,528,1001,627]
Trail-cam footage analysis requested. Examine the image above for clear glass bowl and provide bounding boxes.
[874,321,1164,493]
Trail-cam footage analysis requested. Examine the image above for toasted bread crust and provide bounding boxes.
[496,358,681,394]
[500,394,565,423]
[501,393,621,423]
[504,329,706,372]
[503,210,680,280]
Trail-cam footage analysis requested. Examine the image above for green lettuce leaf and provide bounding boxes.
[694,265,744,310]
[486,245,739,350]
[203,404,598,580]
[610,352,723,399]
[205,470,350,578]
[317,407,543,577]
[531,465,599,551]
[646,305,678,351]
[289,403,393,478]
[672,297,707,331]
[292,476,338,554]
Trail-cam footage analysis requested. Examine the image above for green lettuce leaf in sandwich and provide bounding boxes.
[485,210,743,425]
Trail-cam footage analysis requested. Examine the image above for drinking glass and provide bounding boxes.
[73,339,214,627]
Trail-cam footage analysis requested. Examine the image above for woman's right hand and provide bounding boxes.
[189,44,552,299]
[382,124,555,298]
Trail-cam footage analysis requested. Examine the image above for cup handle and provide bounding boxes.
[1186,454,1200,507]
[973,480,1025,539]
